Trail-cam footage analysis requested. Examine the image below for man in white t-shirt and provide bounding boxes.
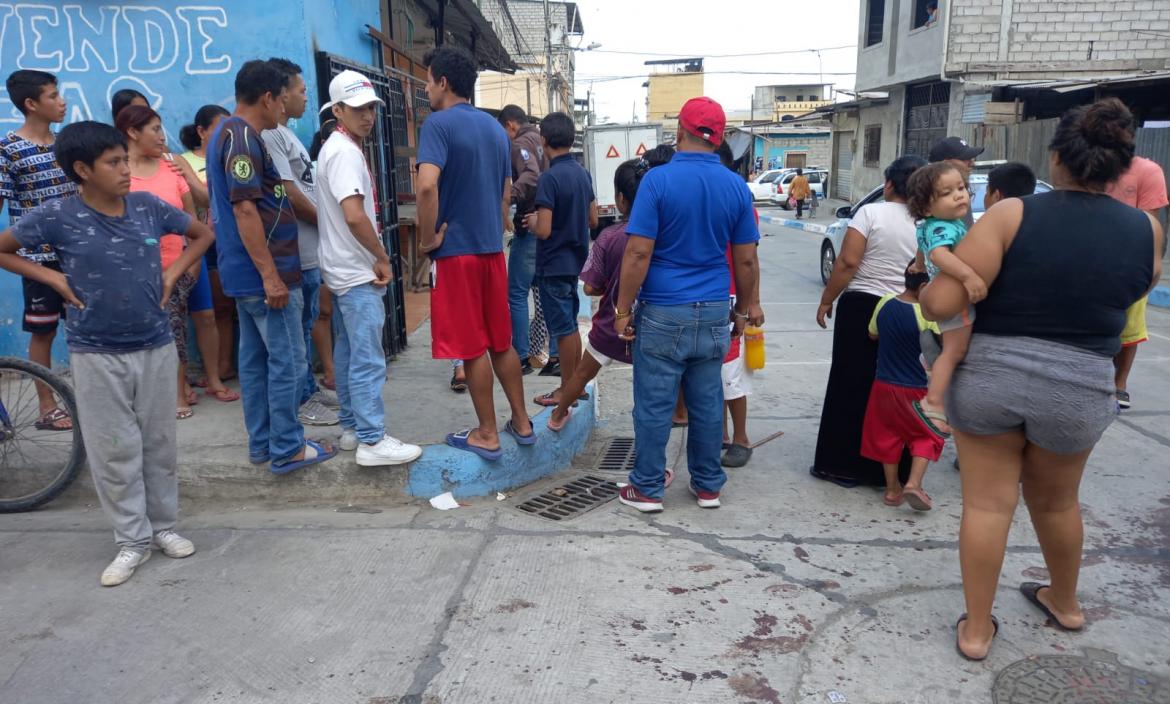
[263,57,339,428]
[317,69,422,466]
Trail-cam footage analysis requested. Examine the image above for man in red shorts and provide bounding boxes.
[417,46,535,460]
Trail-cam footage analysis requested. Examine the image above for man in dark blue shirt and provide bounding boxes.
[611,97,763,513]
[524,112,598,407]
[417,46,535,460]
[208,60,336,474]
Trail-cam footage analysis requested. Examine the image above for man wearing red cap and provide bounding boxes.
[612,97,764,513]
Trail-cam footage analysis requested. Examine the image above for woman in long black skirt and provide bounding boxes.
[812,156,927,486]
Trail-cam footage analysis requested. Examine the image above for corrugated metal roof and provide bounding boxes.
[962,70,1170,92]
[962,92,992,124]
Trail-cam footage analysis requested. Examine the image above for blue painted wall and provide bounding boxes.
[0,0,380,363]
[753,133,831,171]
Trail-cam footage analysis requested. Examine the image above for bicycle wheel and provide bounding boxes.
[0,357,85,512]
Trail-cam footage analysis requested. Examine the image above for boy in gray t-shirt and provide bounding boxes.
[0,122,213,587]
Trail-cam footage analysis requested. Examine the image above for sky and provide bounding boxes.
[570,0,862,123]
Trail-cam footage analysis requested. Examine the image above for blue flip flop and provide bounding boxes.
[446,429,504,461]
[503,418,537,446]
[271,439,337,475]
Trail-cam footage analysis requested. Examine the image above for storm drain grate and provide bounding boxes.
[514,475,619,521]
[993,649,1170,703]
[595,436,636,473]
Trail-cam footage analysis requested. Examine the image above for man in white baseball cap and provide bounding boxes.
[315,69,422,467]
[328,70,385,109]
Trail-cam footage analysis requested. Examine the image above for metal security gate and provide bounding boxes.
[833,134,852,201]
[316,52,408,357]
[904,82,951,159]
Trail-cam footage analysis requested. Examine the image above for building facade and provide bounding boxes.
[642,58,704,141]
[832,0,1170,199]
[752,84,834,122]
[477,0,583,116]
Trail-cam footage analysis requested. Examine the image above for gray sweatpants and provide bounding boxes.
[72,344,179,550]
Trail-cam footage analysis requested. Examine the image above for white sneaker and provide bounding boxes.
[312,389,340,410]
[339,429,359,452]
[356,434,423,466]
[100,548,151,587]
[153,530,196,558]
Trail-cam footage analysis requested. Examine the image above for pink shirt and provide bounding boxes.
[1107,156,1169,212]
[130,162,190,268]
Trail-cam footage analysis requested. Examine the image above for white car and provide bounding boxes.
[770,168,829,207]
[747,169,786,201]
[818,172,1052,285]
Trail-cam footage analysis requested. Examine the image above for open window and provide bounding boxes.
[912,0,940,29]
[865,0,886,46]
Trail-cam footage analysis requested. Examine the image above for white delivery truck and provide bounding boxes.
[584,123,663,232]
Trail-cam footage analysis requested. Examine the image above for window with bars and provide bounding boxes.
[863,125,882,167]
[866,0,886,46]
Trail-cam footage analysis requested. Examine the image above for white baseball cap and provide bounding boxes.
[327,70,384,108]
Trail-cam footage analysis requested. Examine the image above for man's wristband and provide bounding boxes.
[615,307,632,320]
[733,310,749,320]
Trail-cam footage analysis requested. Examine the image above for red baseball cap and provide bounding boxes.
[678,97,726,146]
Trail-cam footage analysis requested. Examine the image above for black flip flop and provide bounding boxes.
[955,613,999,662]
[450,372,467,393]
[1020,582,1083,631]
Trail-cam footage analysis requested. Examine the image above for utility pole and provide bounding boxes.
[544,0,554,113]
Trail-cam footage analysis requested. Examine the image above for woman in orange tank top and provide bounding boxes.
[116,105,200,420]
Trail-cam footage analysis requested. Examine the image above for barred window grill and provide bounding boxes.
[904,82,952,159]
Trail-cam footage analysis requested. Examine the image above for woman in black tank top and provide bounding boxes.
[920,99,1164,661]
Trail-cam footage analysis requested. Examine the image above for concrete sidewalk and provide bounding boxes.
[57,320,598,505]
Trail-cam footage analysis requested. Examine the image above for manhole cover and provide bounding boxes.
[514,475,619,521]
[993,648,1170,704]
[595,436,635,473]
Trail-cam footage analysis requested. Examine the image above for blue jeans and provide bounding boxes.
[507,230,556,360]
[236,289,306,464]
[333,284,387,444]
[537,274,579,339]
[300,268,322,404]
[630,301,731,499]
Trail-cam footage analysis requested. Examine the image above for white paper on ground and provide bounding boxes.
[429,492,460,510]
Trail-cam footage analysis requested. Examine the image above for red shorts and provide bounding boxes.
[860,379,945,464]
[431,253,512,360]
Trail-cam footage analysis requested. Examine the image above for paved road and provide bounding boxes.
[3,220,1169,703]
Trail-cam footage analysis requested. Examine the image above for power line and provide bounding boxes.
[577,70,857,83]
[579,44,857,59]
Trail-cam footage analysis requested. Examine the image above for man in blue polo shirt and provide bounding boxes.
[208,59,336,474]
[612,97,763,513]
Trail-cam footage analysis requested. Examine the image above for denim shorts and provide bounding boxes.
[538,275,579,339]
[947,334,1118,454]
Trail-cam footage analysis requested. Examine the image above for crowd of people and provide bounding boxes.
[0,51,1164,663]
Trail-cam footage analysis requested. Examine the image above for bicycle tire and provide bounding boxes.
[0,357,86,513]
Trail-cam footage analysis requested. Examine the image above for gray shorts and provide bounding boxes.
[947,334,1118,454]
[938,305,975,334]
